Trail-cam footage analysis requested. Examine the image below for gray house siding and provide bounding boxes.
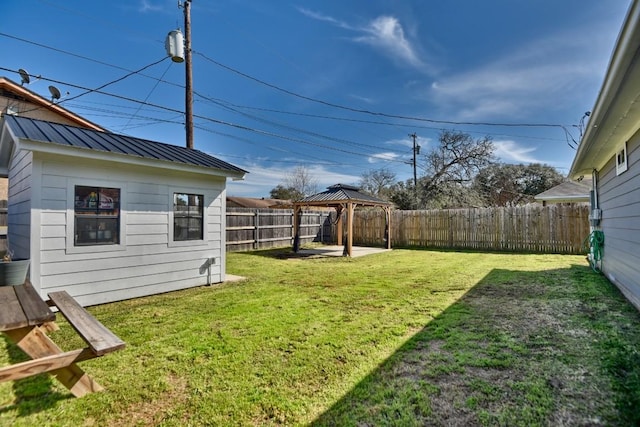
[597,130,640,310]
[7,149,32,261]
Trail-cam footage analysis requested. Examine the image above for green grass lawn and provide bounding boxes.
[1,249,639,426]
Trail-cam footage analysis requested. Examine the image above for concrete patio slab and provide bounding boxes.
[296,245,390,258]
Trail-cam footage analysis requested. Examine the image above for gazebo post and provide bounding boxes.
[346,202,354,257]
[293,205,302,252]
[336,205,344,246]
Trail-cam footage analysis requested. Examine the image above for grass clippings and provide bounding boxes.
[1,249,639,426]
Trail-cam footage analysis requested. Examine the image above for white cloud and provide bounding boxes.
[428,21,620,121]
[138,0,163,13]
[297,8,353,30]
[367,135,430,165]
[368,152,400,163]
[298,8,424,70]
[348,94,376,104]
[354,16,423,68]
[493,140,543,164]
[384,136,429,149]
[224,161,360,197]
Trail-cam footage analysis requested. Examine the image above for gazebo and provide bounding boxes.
[293,184,392,257]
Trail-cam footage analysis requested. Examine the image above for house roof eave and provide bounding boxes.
[0,77,106,131]
[570,0,640,179]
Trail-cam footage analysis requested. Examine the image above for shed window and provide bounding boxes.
[616,143,628,175]
[74,186,120,246]
[174,193,204,241]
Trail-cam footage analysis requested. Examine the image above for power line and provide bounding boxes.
[0,32,183,90]
[61,57,169,104]
[194,50,572,130]
[202,101,569,143]
[0,67,410,165]
[0,31,402,154]
[1,32,578,145]
[122,61,173,130]
[197,96,406,155]
[66,101,408,169]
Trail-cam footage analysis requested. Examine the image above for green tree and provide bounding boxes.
[389,181,415,210]
[269,185,303,201]
[425,181,486,209]
[473,163,565,206]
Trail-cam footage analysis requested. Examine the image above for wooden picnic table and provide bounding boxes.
[0,280,125,397]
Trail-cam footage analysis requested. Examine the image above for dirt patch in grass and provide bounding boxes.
[114,373,189,427]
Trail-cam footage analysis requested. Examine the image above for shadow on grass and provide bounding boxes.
[311,265,640,426]
[228,247,313,260]
[0,335,70,417]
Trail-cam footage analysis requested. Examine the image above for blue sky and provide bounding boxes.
[0,1,631,197]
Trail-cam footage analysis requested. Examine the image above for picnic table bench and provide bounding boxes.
[0,280,125,397]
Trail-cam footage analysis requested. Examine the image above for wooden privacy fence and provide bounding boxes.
[226,208,333,252]
[354,204,590,254]
[226,204,590,254]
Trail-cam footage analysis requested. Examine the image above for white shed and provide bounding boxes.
[0,115,246,306]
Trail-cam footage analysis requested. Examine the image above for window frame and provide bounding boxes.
[168,190,208,248]
[66,180,127,254]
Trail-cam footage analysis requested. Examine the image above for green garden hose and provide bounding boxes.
[583,230,604,272]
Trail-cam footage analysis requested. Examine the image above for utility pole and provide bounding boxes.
[409,133,419,188]
[183,0,194,149]
[409,132,420,209]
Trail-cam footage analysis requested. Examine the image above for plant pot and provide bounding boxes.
[0,259,30,286]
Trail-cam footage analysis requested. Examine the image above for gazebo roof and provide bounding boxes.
[297,184,391,207]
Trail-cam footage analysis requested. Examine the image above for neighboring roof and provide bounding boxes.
[227,196,291,209]
[534,179,591,204]
[570,1,640,179]
[297,184,391,206]
[0,77,105,131]
[1,115,246,178]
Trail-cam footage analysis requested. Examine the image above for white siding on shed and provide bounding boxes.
[598,130,640,310]
[33,153,227,306]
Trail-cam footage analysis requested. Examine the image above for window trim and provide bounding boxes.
[66,180,127,254]
[168,189,208,248]
[616,142,628,176]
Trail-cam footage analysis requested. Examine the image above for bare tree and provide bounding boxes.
[359,168,397,200]
[271,165,318,201]
[421,130,495,200]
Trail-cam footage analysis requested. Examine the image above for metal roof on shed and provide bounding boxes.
[299,184,390,206]
[3,115,246,175]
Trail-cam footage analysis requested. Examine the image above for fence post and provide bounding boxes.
[254,209,260,250]
[290,211,294,245]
